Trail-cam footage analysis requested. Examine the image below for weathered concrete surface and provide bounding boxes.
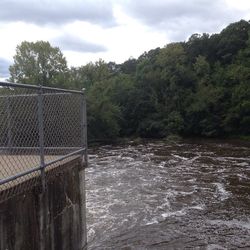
[0,157,87,250]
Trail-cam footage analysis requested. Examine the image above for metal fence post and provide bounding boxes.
[81,89,88,167]
[37,86,46,190]
[79,89,88,248]
[37,85,47,250]
[6,97,12,150]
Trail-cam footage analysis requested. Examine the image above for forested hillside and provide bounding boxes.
[8,20,250,140]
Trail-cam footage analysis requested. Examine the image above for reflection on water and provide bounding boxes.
[86,139,250,249]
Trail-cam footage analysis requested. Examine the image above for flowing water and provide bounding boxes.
[86,139,250,249]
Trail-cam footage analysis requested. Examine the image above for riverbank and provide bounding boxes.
[88,134,250,148]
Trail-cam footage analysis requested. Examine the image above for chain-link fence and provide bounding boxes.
[0,81,87,201]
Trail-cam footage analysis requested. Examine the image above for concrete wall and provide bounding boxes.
[0,157,87,250]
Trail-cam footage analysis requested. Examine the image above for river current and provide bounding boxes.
[86,139,250,249]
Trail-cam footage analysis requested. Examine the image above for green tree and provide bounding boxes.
[215,20,250,64]
[9,41,68,87]
[69,60,121,140]
[68,59,112,90]
[87,78,121,140]
[193,55,210,78]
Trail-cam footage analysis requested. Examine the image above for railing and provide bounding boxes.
[0,81,87,200]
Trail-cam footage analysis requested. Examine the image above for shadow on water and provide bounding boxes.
[86,139,250,249]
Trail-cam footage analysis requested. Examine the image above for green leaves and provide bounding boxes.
[224,83,250,134]
[9,41,68,87]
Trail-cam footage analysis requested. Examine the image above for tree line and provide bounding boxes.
[5,20,250,141]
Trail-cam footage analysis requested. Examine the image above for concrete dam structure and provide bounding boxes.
[0,82,87,250]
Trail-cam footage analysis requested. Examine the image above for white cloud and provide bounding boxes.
[52,34,107,53]
[225,0,250,13]
[0,0,116,27]
[0,0,249,74]
[0,57,11,78]
[120,0,250,41]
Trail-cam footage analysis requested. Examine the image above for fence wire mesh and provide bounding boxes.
[0,82,86,201]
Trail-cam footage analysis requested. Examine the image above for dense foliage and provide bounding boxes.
[9,41,68,87]
[8,20,250,140]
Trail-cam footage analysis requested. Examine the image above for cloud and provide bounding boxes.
[53,35,107,53]
[0,0,116,27]
[0,58,11,78]
[121,0,246,41]
[0,0,249,68]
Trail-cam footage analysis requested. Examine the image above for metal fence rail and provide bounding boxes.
[0,81,87,200]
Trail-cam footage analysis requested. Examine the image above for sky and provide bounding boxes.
[0,0,250,79]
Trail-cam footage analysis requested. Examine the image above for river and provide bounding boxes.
[86,139,250,249]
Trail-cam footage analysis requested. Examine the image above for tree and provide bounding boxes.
[215,20,250,64]
[87,78,121,140]
[9,41,68,87]
[193,55,210,78]
[68,59,112,90]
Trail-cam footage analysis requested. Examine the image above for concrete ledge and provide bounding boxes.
[0,156,85,202]
[0,157,87,250]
